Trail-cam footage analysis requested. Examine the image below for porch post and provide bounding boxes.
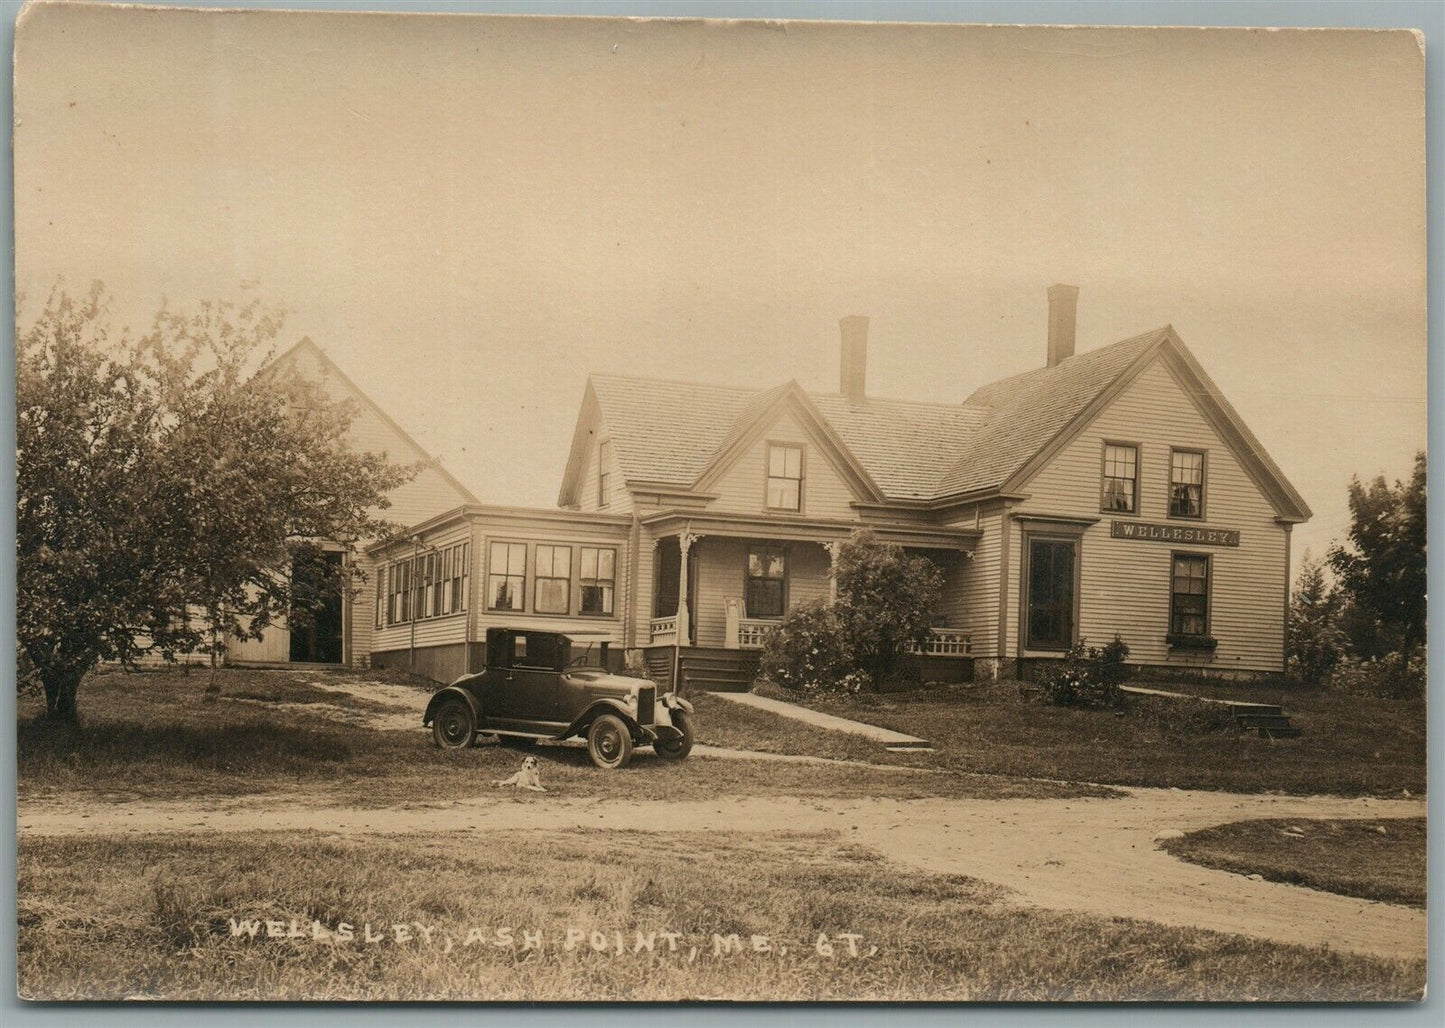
[673,528,698,692]
[824,540,843,604]
[676,530,697,643]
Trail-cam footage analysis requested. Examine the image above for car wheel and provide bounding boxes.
[431,698,476,749]
[654,709,694,761]
[587,714,634,769]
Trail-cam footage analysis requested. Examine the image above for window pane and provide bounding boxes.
[552,547,570,577]
[536,577,568,614]
[581,583,614,616]
[768,478,800,510]
[581,547,598,579]
[598,549,615,579]
[768,446,786,476]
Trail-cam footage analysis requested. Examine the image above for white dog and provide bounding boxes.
[492,753,547,792]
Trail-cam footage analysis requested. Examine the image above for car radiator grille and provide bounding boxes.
[637,687,655,726]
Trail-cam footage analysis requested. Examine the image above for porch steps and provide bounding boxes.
[1121,686,1302,739]
[639,646,761,694]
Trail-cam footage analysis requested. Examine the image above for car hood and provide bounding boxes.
[562,669,655,692]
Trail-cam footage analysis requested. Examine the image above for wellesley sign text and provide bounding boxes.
[1110,521,1241,547]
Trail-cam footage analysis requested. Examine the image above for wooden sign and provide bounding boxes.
[1110,521,1241,547]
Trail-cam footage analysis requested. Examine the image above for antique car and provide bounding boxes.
[423,627,695,769]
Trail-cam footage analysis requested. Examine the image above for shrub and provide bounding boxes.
[1037,636,1131,709]
[757,600,861,695]
[832,529,943,690]
[1327,648,1425,700]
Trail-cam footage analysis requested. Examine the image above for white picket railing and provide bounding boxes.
[649,616,678,642]
[909,628,973,657]
[738,620,777,649]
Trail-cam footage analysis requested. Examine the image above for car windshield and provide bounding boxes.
[566,641,606,669]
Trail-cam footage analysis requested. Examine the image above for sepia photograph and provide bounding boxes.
[10,0,1431,1004]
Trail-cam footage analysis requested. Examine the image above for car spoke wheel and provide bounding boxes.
[587,714,633,769]
[654,709,694,761]
[432,698,476,749]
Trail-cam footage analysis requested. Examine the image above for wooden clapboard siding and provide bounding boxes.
[279,342,472,528]
[575,432,633,515]
[707,410,861,519]
[690,538,831,648]
[369,521,474,655]
[940,507,1003,658]
[1013,359,1287,670]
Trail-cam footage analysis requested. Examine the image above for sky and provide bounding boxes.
[14,5,1427,572]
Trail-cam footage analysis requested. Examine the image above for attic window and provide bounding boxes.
[597,440,612,508]
[1100,443,1139,514]
[766,444,804,511]
[1169,449,1206,519]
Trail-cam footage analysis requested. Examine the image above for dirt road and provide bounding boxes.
[18,784,1424,962]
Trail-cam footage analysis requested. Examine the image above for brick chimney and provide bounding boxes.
[1047,284,1079,367]
[839,315,869,402]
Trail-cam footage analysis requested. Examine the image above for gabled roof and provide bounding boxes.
[936,327,1169,497]
[558,326,1311,522]
[266,337,480,505]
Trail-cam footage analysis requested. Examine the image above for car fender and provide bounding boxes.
[564,699,643,740]
[423,686,480,727]
[660,693,693,714]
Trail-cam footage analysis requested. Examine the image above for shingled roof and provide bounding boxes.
[936,327,1169,497]
[566,325,1307,519]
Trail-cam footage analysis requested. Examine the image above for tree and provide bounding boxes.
[1327,452,1426,658]
[1286,553,1346,685]
[138,299,415,694]
[831,529,944,690]
[17,284,415,719]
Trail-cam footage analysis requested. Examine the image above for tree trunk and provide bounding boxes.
[204,630,221,702]
[42,669,84,723]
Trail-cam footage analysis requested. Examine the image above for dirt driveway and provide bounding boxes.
[18,784,1424,962]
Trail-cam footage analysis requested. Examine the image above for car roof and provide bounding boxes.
[560,631,612,641]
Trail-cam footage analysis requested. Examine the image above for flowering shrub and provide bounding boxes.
[757,600,860,695]
[1327,648,1425,700]
[1037,636,1131,709]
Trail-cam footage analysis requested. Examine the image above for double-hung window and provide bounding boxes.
[535,545,572,614]
[745,546,787,618]
[580,547,616,616]
[766,444,803,511]
[488,542,527,611]
[1100,443,1139,513]
[1169,449,1205,519]
[597,440,612,508]
[1170,554,1210,638]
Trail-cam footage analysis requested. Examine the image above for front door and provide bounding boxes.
[1025,537,1076,652]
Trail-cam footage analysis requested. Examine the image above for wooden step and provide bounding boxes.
[1235,713,1295,729]
[1258,725,1302,739]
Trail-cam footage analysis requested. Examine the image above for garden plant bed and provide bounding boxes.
[1159,817,1427,908]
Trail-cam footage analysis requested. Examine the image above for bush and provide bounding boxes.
[1327,648,1425,700]
[1037,636,1131,709]
[757,600,864,696]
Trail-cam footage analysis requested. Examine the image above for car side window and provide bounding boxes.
[512,633,558,670]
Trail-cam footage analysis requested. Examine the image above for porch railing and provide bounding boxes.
[736,622,972,657]
[738,619,776,649]
[909,628,973,657]
[649,616,678,643]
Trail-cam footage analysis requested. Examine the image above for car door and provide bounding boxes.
[504,632,560,723]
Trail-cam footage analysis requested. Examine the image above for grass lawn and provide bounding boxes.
[1161,818,1427,908]
[16,669,1107,807]
[697,681,1426,797]
[17,829,1424,1001]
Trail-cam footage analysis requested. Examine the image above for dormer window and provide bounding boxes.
[766,444,804,511]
